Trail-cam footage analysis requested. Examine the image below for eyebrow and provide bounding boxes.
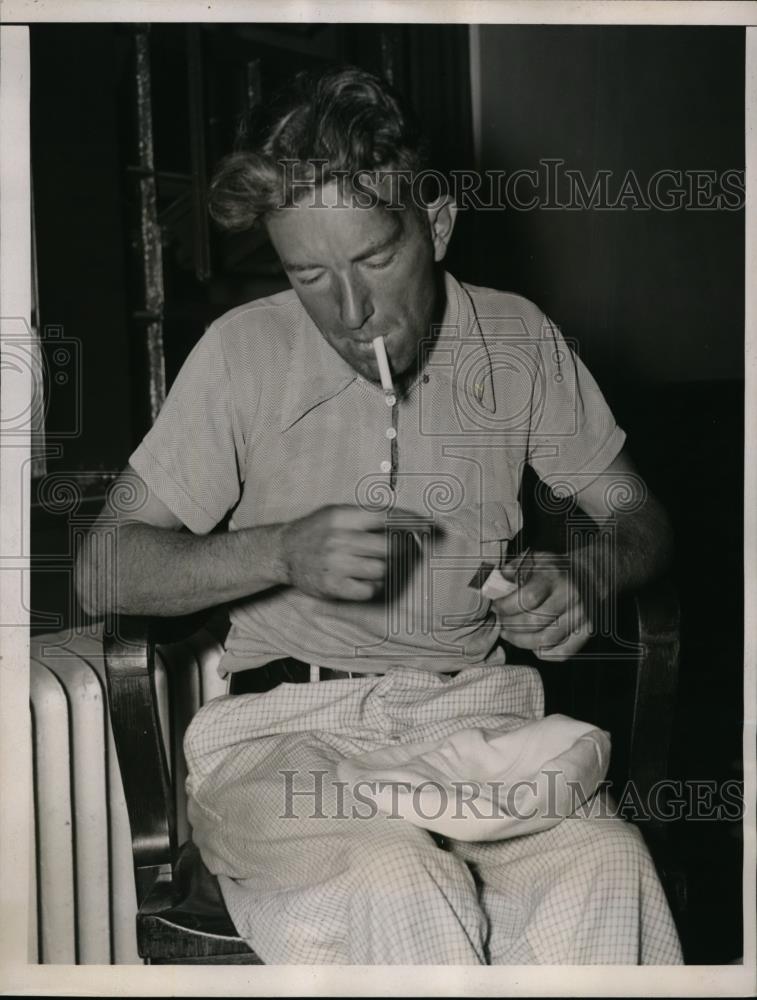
[284,228,401,273]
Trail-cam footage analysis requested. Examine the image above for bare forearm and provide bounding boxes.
[571,498,673,603]
[76,520,290,617]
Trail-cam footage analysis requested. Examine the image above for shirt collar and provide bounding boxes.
[441,271,497,415]
[279,270,495,432]
[280,309,358,431]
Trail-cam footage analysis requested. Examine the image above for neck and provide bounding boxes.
[394,269,447,397]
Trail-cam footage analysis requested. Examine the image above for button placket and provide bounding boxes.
[389,397,399,489]
[376,388,399,490]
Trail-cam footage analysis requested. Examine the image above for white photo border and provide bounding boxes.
[1,2,754,996]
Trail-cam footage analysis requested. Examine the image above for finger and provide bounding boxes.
[334,554,387,581]
[338,530,389,558]
[535,616,593,662]
[500,623,562,650]
[495,588,581,631]
[384,506,428,529]
[494,566,575,619]
[496,610,556,633]
[333,505,421,532]
[501,606,584,650]
[326,575,380,601]
[493,574,554,616]
[330,506,392,532]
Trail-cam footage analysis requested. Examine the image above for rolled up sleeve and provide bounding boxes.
[129,323,245,534]
[526,315,626,496]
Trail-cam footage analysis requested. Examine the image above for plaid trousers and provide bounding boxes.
[184,664,684,965]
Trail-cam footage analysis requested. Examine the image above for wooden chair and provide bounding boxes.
[102,578,685,964]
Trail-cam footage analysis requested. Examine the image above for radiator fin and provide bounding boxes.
[29,660,76,964]
[31,647,111,964]
[72,635,141,965]
[28,729,38,963]
[29,627,227,965]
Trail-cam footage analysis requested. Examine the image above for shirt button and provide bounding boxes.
[385,427,397,440]
[380,460,392,474]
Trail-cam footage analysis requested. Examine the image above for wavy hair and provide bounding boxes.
[208,66,429,232]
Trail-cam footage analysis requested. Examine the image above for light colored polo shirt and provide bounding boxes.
[129,271,625,674]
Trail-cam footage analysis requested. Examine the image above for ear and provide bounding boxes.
[425,197,458,262]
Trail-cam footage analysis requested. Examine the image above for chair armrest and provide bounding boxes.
[104,615,177,904]
[103,607,229,903]
[532,576,680,833]
[627,577,681,829]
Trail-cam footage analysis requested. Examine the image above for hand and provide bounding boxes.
[280,504,395,601]
[492,551,596,661]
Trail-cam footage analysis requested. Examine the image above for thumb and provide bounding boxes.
[503,547,535,582]
[481,567,519,600]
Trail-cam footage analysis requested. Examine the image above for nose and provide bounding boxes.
[337,272,374,331]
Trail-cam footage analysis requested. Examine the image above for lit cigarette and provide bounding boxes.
[372,336,396,402]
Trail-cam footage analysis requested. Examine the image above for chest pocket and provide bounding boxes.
[478,500,523,562]
[425,500,522,630]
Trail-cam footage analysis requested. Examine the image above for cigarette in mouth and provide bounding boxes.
[372,336,396,404]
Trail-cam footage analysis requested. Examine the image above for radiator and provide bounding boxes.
[29,626,228,964]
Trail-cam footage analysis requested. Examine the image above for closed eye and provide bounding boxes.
[294,269,326,286]
[364,253,395,270]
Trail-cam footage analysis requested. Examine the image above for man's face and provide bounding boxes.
[266,182,442,383]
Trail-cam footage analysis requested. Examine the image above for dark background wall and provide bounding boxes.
[470,26,745,964]
[31,25,133,474]
[29,22,745,964]
[472,25,744,386]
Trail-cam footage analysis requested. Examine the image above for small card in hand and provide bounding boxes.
[467,548,534,600]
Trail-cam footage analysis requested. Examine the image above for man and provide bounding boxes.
[77,67,683,964]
